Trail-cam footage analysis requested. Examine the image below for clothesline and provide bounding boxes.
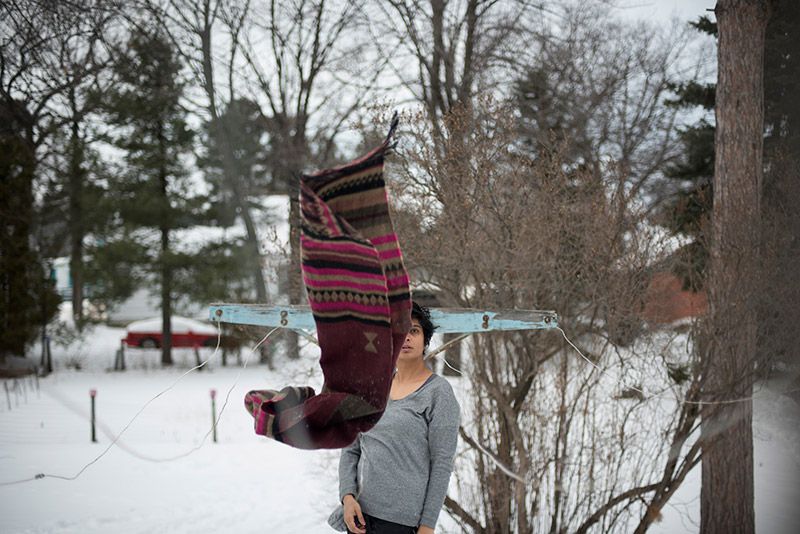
[2,310,794,487]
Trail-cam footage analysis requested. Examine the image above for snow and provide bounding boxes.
[1,326,345,533]
[2,319,798,533]
[125,316,218,336]
[651,381,800,534]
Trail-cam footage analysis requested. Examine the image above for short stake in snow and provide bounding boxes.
[210,389,217,443]
[89,389,97,443]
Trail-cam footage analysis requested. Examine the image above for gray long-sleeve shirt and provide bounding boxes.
[338,373,460,528]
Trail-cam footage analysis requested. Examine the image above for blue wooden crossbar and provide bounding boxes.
[208,304,558,333]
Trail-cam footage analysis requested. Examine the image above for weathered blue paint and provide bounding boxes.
[208,304,558,333]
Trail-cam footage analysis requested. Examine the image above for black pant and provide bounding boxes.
[347,513,417,534]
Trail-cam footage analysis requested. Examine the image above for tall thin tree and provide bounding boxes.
[701,1,771,532]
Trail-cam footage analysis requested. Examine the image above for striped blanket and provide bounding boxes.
[245,117,411,449]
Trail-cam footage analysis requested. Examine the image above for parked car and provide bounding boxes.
[123,316,218,349]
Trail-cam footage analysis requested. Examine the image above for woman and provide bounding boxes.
[330,302,461,534]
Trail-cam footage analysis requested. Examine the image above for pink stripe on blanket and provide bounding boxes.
[386,274,410,286]
[303,277,388,293]
[303,265,386,281]
[311,301,390,315]
[378,248,401,260]
[370,233,399,245]
[255,411,270,436]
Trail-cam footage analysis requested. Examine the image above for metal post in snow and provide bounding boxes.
[40,328,47,369]
[44,336,53,375]
[90,389,98,443]
[3,381,10,410]
[210,389,217,443]
[114,340,125,371]
[194,346,203,371]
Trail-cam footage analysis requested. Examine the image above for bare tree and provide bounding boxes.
[385,100,706,533]
[374,0,533,146]
[365,3,711,531]
[515,3,697,210]
[237,0,386,357]
[700,1,771,532]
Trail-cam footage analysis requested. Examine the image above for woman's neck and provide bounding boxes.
[395,358,431,383]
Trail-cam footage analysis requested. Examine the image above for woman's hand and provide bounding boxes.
[418,526,435,534]
[342,494,366,534]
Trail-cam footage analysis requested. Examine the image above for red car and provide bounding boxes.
[123,316,219,349]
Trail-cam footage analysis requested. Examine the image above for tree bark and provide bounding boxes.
[701,1,770,532]
[68,84,85,329]
[285,141,304,360]
[158,120,173,366]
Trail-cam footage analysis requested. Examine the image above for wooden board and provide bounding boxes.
[208,304,558,333]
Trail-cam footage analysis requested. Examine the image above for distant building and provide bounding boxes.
[642,271,708,325]
[51,257,72,300]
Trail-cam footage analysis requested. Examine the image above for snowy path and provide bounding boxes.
[0,368,341,534]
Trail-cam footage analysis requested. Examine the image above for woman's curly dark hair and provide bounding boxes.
[411,301,436,349]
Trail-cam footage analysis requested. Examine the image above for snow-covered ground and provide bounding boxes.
[0,322,464,534]
[652,378,800,534]
[1,321,798,533]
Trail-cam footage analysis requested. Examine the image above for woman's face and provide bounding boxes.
[398,318,426,362]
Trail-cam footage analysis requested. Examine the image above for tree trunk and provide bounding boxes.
[158,121,173,366]
[286,169,302,360]
[239,205,268,302]
[68,85,85,329]
[284,131,308,361]
[700,1,770,532]
[161,223,173,367]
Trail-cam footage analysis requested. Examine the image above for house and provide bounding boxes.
[642,271,708,325]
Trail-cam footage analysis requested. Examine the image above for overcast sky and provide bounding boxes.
[616,0,715,24]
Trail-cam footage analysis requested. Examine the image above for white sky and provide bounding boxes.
[614,0,715,23]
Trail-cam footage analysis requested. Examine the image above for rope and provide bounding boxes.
[417,325,800,484]
[554,326,800,406]
[425,334,469,376]
[0,323,280,486]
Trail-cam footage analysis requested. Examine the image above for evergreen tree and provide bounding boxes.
[193,98,275,306]
[661,16,717,291]
[0,99,60,362]
[93,29,200,366]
